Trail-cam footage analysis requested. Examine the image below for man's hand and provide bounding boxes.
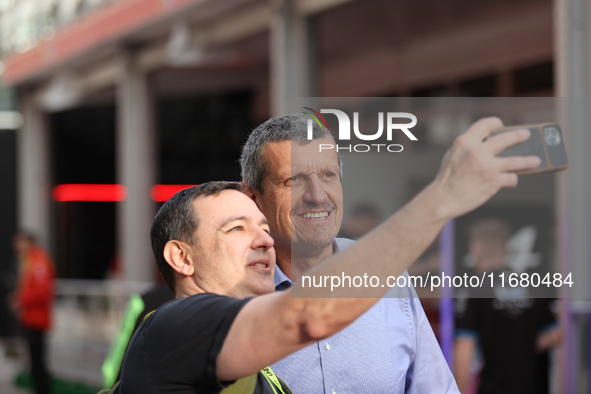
[432,117,541,220]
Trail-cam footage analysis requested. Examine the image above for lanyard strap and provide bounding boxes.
[261,367,287,394]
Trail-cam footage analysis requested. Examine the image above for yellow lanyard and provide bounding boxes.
[261,367,288,394]
[221,367,291,394]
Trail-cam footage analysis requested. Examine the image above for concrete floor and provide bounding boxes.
[0,348,29,394]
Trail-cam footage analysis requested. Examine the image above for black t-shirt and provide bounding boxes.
[113,285,175,384]
[456,283,557,394]
[119,293,284,394]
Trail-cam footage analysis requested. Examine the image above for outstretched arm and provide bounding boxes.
[217,117,541,380]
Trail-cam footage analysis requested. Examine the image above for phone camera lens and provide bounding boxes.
[543,126,561,146]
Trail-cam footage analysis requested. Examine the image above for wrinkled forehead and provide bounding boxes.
[263,137,340,175]
[192,190,266,226]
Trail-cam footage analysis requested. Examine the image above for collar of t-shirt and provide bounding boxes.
[274,238,354,291]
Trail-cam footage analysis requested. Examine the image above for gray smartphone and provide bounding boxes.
[490,123,568,175]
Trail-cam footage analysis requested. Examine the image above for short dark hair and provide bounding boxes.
[240,113,340,194]
[150,181,244,293]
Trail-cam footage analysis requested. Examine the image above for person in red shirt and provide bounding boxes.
[10,231,55,394]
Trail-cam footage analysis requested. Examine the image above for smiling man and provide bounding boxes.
[243,131,344,279]
[239,113,531,393]
[117,115,540,393]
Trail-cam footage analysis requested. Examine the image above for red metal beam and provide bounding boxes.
[52,184,128,202]
[3,0,201,86]
[51,184,197,202]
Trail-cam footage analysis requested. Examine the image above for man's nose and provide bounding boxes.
[303,176,328,205]
[253,228,275,250]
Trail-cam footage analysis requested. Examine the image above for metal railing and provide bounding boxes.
[49,279,152,386]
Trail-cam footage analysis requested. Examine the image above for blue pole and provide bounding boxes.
[439,219,455,367]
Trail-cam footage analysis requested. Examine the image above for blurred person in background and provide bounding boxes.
[9,231,55,394]
[239,114,538,393]
[454,218,561,394]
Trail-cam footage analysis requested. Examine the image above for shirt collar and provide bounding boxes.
[274,264,292,290]
[273,240,340,291]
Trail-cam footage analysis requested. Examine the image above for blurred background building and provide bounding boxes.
[0,0,589,392]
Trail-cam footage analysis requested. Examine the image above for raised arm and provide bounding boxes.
[217,117,541,380]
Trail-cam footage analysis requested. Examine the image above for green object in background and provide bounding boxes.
[101,294,145,388]
[15,294,148,393]
[15,371,100,394]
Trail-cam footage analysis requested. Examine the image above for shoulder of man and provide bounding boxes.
[121,293,253,393]
[143,293,254,352]
[334,237,355,250]
[153,293,247,322]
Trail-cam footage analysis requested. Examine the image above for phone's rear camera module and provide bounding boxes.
[543,126,561,146]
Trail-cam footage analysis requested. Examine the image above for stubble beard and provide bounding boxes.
[291,202,337,252]
[292,223,335,254]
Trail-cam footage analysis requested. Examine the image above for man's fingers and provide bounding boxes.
[486,128,531,155]
[499,173,519,189]
[465,117,505,144]
[497,155,541,172]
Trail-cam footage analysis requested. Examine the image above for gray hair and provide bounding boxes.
[240,113,341,194]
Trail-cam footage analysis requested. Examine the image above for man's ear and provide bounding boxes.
[241,181,257,203]
[163,240,195,277]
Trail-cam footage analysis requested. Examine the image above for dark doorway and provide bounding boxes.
[0,130,17,336]
[50,106,116,279]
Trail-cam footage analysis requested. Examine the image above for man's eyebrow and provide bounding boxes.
[220,215,249,228]
[219,215,269,228]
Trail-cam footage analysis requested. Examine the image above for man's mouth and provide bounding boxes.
[298,211,330,220]
[248,259,271,270]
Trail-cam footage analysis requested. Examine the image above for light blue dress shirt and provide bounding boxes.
[271,238,460,394]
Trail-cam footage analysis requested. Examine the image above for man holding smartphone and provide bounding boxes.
[239,114,541,393]
[117,117,540,393]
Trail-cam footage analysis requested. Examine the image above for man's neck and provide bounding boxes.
[276,241,335,281]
